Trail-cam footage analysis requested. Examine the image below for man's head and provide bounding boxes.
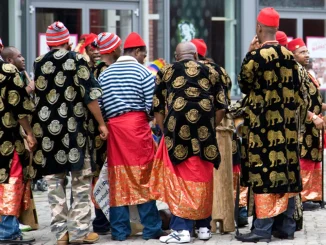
[174,42,198,61]
[256,8,279,43]
[190,39,207,60]
[123,32,147,64]
[97,32,122,61]
[288,38,309,67]
[2,46,25,71]
[276,31,288,47]
[46,21,70,50]
[82,33,100,65]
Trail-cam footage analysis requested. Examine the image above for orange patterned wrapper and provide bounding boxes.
[0,177,24,217]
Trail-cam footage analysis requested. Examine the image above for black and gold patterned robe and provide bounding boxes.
[153,59,228,168]
[239,44,304,194]
[300,73,323,162]
[31,49,102,175]
[0,62,34,184]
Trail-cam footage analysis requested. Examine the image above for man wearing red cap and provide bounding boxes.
[98,32,163,241]
[89,32,122,236]
[288,38,326,210]
[235,8,307,242]
[191,38,239,232]
[31,21,108,245]
[276,31,288,47]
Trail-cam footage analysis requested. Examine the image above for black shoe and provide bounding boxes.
[272,231,294,240]
[144,231,169,240]
[238,217,249,227]
[303,201,320,211]
[94,230,110,235]
[235,232,271,243]
[0,234,35,244]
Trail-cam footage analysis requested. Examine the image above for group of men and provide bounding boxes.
[0,6,324,245]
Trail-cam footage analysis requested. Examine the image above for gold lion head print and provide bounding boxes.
[95,135,103,149]
[62,133,70,148]
[0,141,14,156]
[191,138,200,154]
[217,91,226,104]
[0,73,6,83]
[23,99,35,111]
[198,78,210,91]
[88,119,95,133]
[54,71,67,87]
[153,95,160,108]
[173,145,188,160]
[185,109,201,123]
[14,73,24,87]
[36,76,48,91]
[199,99,212,112]
[15,140,25,155]
[24,165,37,179]
[162,67,174,82]
[58,103,68,118]
[38,106,51,121]
[34,150,46,166]
[184,61,199,77]
[90,88,102,100]
[172,76,186,88]
[41,61,56,74]
[73,102,85,117]
[53,49,69,60]
[55,150,67,164]
[77,133,86,147]
[62,59,76,71]
[46,89,60,105]
[68,117,77,132]
[2,112,15,128]
[64,86,77,101]
[35,54,45,63]
[173,97,187,111]
[198,126,210,141]
[69,148,80,163]
[167,92,175,106]
[184,87,200,97]
[48,120,63,135]
[204,145,218,160]
[77,66,90,80]
[0,168,8,183]
[2,63,17,73]
[73,74,79,86]
[0,131,3,139]
[165,136,173,150]
[42,137,54,152]
[8,90,20,106]
[80,85,86,97]
[167,116,176,132]
[33,123,43,138]
[178,125,191,140]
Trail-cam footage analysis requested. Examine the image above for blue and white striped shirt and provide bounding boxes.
[98,56,155,119]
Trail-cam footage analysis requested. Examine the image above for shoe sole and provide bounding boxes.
[0,240,35,244]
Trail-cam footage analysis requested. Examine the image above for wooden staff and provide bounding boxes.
[321,126,325,208]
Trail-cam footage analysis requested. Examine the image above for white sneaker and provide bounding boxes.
[197,227,212,240]
[19,223,32,232]
[159,230,191,243]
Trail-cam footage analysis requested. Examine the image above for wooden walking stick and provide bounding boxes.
[321,126,325,209]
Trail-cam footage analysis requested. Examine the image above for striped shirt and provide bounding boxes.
[98,56,155,119]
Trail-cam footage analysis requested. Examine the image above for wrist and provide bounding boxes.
[312,114,318,121]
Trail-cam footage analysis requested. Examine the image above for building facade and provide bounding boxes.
[1,0,326,97]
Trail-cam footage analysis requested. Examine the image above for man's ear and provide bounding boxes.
[194,53,198,61]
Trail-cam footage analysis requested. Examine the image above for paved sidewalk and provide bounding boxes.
[28,188,326,245]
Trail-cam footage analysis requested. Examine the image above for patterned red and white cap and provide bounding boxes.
[46,21,70,47]
[97,32,121,55]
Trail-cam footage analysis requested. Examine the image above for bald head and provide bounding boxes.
[175,42,198,61]
[2,46,25,71]
[256,22,278,43]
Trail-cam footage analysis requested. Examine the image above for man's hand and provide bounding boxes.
[25,133,37,152]
[98,124,109,140]
[313,117,324,130]
[248,35,260,52]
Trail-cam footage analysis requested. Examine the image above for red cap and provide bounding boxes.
[276,31,288,46]
[257,7,280,27]
[124,32,146,49]
[287,38,306,52]
[190,39,207,57]
[46,21,70,47]
[80,33,98,53]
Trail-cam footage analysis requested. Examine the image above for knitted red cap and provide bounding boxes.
[257,7,280,27]
[276,31,288,46]
[80,33,98,54]
[124,32,146,49]
[287,38,306,52]
[46,21,70,47]
[191,39,207,57]
[97,32,121,55]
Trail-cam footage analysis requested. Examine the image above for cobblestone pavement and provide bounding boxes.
[29,175,326,245]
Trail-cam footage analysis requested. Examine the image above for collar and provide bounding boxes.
[116,56,138,63]
[308,72,320,88]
